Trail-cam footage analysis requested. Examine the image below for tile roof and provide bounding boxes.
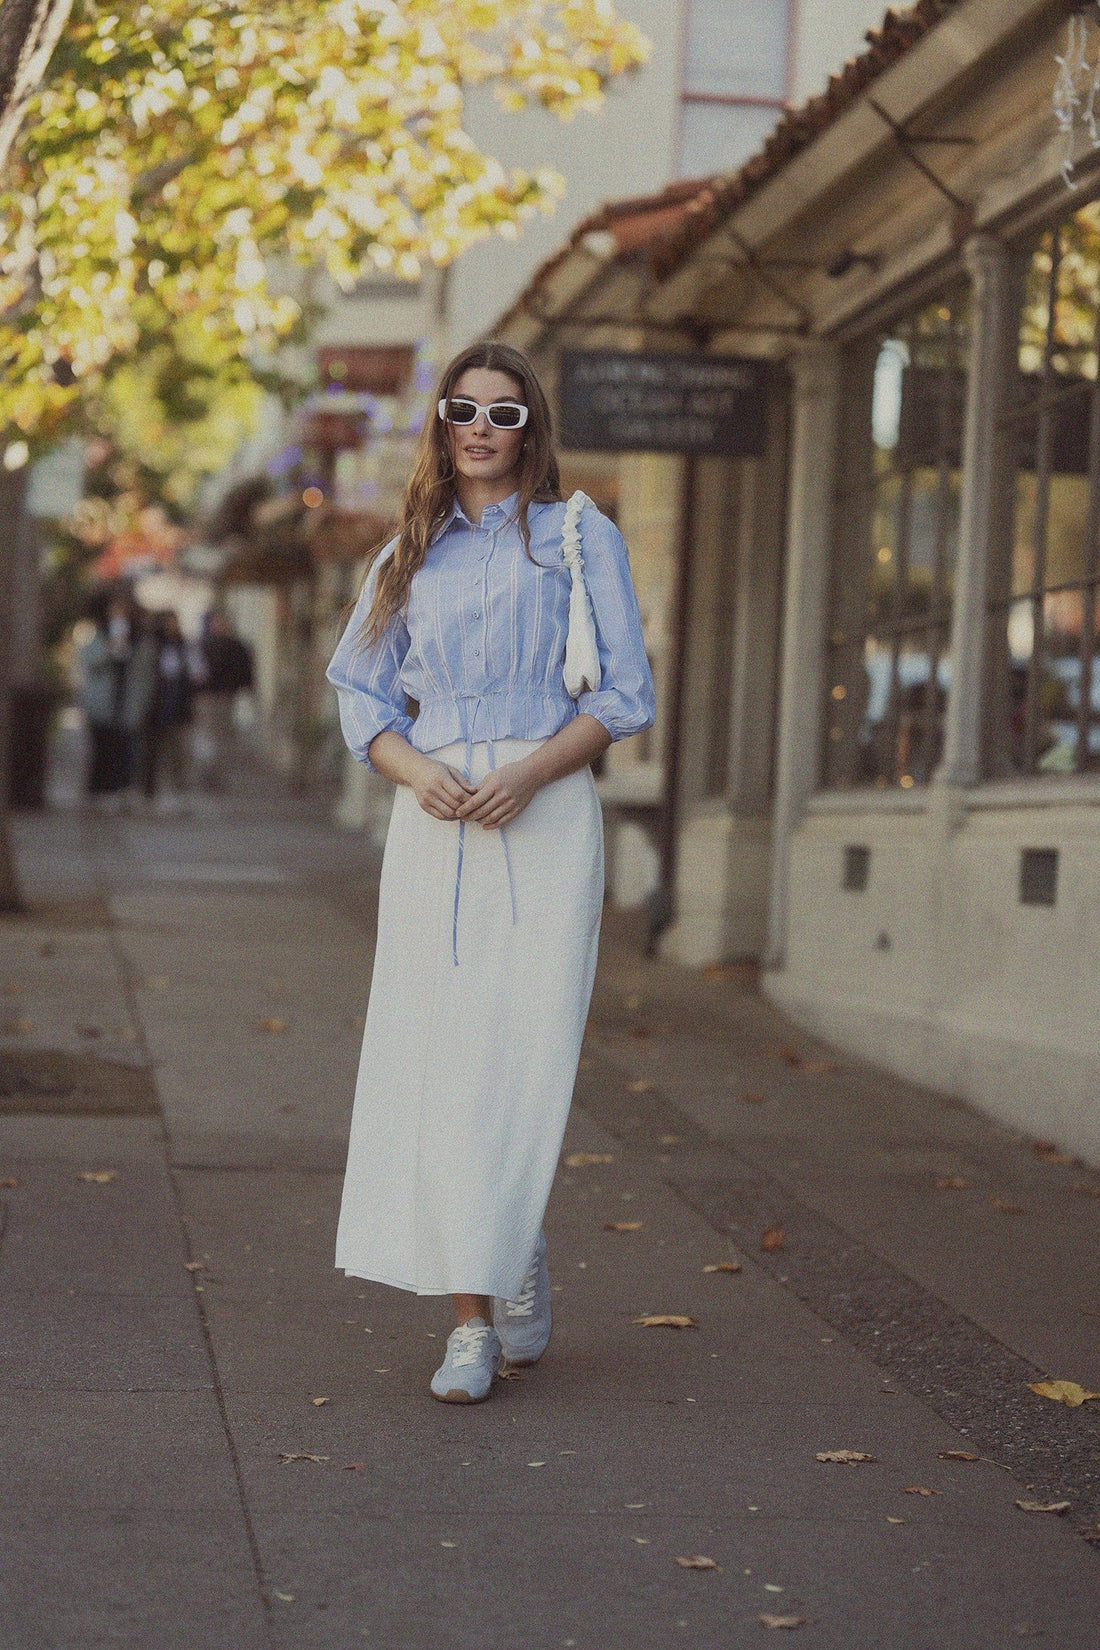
[493,176,717,336]
[495,0,962,333]
[648,0,963,279]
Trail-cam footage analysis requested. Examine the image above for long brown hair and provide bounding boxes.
[358,341,561,644]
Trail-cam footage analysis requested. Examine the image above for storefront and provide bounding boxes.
[497,0,1100,1159]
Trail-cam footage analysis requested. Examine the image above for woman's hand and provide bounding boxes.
[409,756,477,821]
[455,758,542,830]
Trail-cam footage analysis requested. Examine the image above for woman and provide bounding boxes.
[78,591,155,808]
[327,341,655,1403]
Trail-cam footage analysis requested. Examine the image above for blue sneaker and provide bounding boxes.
[494,1231,552,1366]
[430,1317,502,1404]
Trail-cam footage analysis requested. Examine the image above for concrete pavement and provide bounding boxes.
[2,767,1099,1648]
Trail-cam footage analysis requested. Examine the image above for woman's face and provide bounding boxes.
[447,367,526,490]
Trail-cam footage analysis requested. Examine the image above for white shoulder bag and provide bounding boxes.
[561,490,602,698]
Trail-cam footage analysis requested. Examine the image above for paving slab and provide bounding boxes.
[3,780,1100,1648]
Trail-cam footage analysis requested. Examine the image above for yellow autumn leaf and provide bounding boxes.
[815,1450,876,1464]
[675,1555,718,1570]
[1028,1379,1100,1408]
[703,1261,742,1274]
[759,1615,807,1630]
[76,1169,117,1184]
[602,1220,643,1232]
[564,1152,613,1168]
[633,1314,697,1329]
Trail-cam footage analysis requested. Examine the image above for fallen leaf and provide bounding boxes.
[632,1536,650,1545]
[658,1133,680,1146]
[633,1314,697,1329]
[759,1615,807,1630]
[1032,1140,1076,1165]
[902,1485,940,1496]
[703,1261,742,1274]
[76,1169,117,1184]
[278,1452,328,1465]
[760,1226,785,1252]
[675,1555,718,1570]
[602,1220,644,1232]
[1015,1499,1070,1514]
[739,1091,767,1104]
[815,1450,876,1464]
[256,1016,287,1034]
[938,1450,979,1461]
[184,1260,205,1273]
[886,1516,906,1525]
[440,1540,457,1548]
[273,1591,294,1603]
[497,1366,525,1381]
[527,1460,546,1468]
[311,1397,330,1407]
[935,1176,970,1190]
[626,1078,654,1094]
[564,1152,613,1168]
[1028,1379,1100,1408]
[989,1195,1026,1214]
[624,993,642,1010]
[343,1462,367,1471]
[0,1176,20,1188]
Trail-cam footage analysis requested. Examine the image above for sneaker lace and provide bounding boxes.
[451,1322,494,1369]
[504,1262,539,1320]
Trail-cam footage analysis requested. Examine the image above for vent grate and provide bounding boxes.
[1019,847,1058,907]
[842,844,870,892]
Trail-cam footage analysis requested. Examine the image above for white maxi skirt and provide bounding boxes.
[335,737,604,1300]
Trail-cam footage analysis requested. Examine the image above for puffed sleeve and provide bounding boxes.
[574,505,657,740]
[326,539,414,771]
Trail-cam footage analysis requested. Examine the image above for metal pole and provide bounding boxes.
[646,450,696,953]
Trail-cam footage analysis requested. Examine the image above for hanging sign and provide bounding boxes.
[558,349,770,456]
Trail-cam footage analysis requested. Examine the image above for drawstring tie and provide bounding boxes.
[451,700,517,966]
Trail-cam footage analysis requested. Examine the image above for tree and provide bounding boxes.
[0,0,648,911]
[0,0,649,454]
[0,0,74,173]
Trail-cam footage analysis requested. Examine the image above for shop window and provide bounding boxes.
[824,289,971,789]
[986,202,1100,777]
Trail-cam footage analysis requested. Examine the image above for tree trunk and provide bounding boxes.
[0,0,73,172]
[0,466,27,912]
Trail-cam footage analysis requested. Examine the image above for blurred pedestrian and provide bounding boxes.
[193,609,254,791]
[327,341,655,1403]
[142,610,196,812]
[77,590,155,809]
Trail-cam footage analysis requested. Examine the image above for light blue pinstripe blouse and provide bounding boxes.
[327,491,656,770]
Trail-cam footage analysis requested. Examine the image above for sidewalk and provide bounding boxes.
[2,767,1099,1648]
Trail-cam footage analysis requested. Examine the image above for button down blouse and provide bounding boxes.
[327,491,656,770]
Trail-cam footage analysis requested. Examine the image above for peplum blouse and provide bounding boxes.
[327,490,656,769]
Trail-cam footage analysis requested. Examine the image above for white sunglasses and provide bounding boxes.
[437,397,529,430]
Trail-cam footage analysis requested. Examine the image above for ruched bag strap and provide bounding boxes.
[561,490,602,698]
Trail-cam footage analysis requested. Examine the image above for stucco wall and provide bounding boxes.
[768,792,1100,1163]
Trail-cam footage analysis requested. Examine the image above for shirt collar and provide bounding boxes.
[441,489,522,533]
